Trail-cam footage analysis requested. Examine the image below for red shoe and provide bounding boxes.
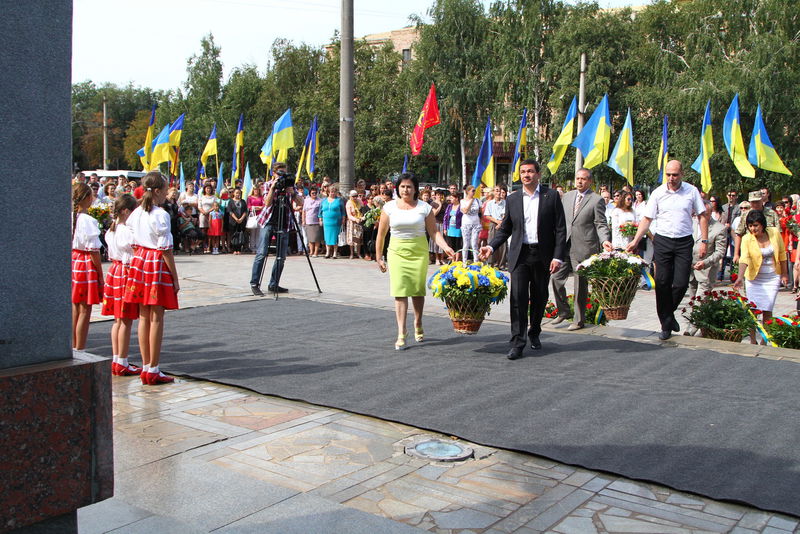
[140,372,152,385]
[111,362,122,376]
[117,364,142,376]
[149,372,175,385]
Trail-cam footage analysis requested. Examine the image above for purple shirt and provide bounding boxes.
[303,196,322,225]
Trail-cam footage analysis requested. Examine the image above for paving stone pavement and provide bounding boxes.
[79,253,800,533]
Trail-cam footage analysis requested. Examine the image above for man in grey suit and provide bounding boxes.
[685,203,727,335]
[550,168,612,330]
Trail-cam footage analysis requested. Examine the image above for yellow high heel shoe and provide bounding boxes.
[414,327,424,342]
[395,332,407,351]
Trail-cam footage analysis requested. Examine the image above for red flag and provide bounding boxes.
[410,83,441,156]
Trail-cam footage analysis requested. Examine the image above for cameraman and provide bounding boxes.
[250,162,301,295]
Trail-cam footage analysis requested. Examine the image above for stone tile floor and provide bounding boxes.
[79,254,800,533]
[78,375,800,533]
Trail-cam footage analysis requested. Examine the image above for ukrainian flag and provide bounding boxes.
[232,114,244,180]
[723,94,755,178]
[608,108,634,186]
[169,113,185,170]
[141,104,156,171]
[471,117,494,190]
[297,116,319,179]
[547,97,576,174]
[200,124,218,175]
[748,104,792,176]
[691,101,714,192]
[571,94,611,169]
[259,133,273,165]
[511,108,527,181]
[657,115,668,184]
[272,108,294,163]
[150,124,172,167]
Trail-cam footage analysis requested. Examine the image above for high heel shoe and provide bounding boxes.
[414,327,424,342]
[395,333,407,350]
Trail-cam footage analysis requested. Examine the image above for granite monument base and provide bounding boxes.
[0,352,113,533]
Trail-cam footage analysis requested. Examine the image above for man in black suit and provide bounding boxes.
[479,159,567,360]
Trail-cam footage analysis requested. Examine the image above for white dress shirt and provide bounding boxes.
[521,185,541,244]
[644,181,706,238]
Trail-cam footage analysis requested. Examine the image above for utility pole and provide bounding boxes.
[339,0,354,193]
[102,95,109,170]
[575,52,586,172]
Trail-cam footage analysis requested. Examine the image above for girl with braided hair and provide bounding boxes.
[71,182,104,349]
[123,172,180,385]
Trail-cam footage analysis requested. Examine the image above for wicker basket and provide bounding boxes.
[700,327,744,343]
[445,295,489,335]
[588,275,640,321]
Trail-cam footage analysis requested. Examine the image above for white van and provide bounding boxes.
[82,170,146,181]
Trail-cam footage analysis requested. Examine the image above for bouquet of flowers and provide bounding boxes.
[682,290,759,342]
[729,263,739,283]
[577,250,646,320]
[764,314,800,349]
[544,295,608,325]
[87,205,111,229]
[619,221,638,238]
[785,217,800,238]
[577,250,645,279]
[362,206,382,228]
[428,261,508,333]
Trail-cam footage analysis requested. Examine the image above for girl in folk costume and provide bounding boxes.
[101,194,141,376]
[123,172,180,385]
[72,183,104,349]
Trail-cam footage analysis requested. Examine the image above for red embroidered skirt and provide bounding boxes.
[102,260,139,319]
[123,248,179,310]
[71,249,102,305]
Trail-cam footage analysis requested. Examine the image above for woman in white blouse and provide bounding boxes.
[610,191,637,250]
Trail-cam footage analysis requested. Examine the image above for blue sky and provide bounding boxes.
[73,0,640,91]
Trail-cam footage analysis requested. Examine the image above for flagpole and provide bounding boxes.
[575,52,587,172]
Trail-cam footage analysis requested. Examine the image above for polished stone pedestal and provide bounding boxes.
[0,352,113,533]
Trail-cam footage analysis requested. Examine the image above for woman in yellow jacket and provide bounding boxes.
[733,209,788,327]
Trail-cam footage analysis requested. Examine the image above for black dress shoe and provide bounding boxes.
[529,337,542,350]
[670,316,680,332]
[251,285,264,297]
[507,348,523,360]
[268,285,289,293]
[658,330,672,341]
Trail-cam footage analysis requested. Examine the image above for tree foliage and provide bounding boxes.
[72,0,800,196]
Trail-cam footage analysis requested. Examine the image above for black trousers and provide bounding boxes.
[652,234,694,329]
[510,244,550,349]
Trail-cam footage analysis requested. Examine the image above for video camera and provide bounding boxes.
[274,170,296,193]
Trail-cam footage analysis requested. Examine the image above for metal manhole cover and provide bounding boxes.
[405,439,474,462]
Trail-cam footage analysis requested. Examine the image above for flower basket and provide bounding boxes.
[445,294,489,334]
[577,250,646,321]
[588,275,639,319]
[428,261,509,335]
[682,290,759,343]
[700,327,745,343]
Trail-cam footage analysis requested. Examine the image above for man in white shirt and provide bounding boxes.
[626,160,708,340]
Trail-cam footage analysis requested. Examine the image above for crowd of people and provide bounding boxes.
[73,165,800,363]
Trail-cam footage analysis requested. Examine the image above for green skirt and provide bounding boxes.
[388,236,428,297]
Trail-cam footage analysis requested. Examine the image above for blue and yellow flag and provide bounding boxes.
[571,94,611,169]
[200,124,218,177]
[259,133,273,165]
[471,117,494,190]
[150,124,172,168]
[511,108,527,181]
[179,162,185,191]
[691,101,714,193]
[657,115,669,184]
[217,162,225,193]
[297,116,319,179]
[608,108,634,186]
[723,94,755,178]
[168,113,185,171]
[141,104,156,171]
[272,108,294,163]
[243,162,252,196]
[547,97,576,174]
[231,114,245,181]
[402,154,408,174]
[748,104,792,175]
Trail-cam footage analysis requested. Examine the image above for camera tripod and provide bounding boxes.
[255,189,322,299]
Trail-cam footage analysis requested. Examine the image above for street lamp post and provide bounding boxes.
[339,0,354,192]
